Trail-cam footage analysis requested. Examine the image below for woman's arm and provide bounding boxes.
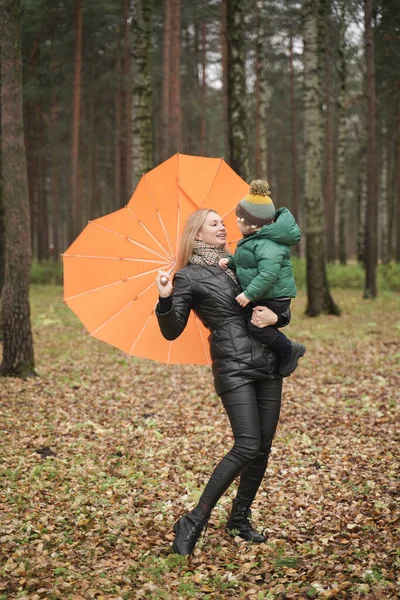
[155,271,193,341]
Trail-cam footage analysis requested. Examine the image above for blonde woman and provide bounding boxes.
[156,209,283,556]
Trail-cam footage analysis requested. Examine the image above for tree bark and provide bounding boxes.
[132,0,153,187]
[363,0,378,297]
[288,23,299,257]
[0,0,36,377]
[379,122,389,264]
[227,0,249,181]
[395,104,400,262]
[0,43,4,295]
[160,0,172,162]
[255,0,267,179]
[200,21,207,156]
[325,61,335,262]
[357,150,367,263]
[123,0,133,197]
[169,0,181,153]
[70,0,83,245]
[303,0,340,317]
[337,1,347,265]
[221,0,230,163]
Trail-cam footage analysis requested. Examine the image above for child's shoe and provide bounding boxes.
[279,342,306,376]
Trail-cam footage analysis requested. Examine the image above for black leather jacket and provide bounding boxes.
[156,264,281,396]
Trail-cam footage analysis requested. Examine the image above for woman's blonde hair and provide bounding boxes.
[174,209,219,272]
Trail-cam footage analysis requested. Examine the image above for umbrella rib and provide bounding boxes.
[143,174,175,259]
[90,221,170,262]
[125,205,174,262]
[167,341,172,365]
[63,254,169,264]
[199,157,224,208]
[195,316,211,366]
[176,153,180,258]
[91,280,155,337]
[64,267,161,302]
[128,311,153,355]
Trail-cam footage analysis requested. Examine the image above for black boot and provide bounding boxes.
[172,506,209,556]
[279,341,306,377]
[226,500,266,543]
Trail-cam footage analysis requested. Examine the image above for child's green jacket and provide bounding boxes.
[228,207,301,302]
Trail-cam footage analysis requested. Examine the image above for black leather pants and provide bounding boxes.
[199,378,282,509]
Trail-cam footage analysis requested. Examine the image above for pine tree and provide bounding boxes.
[0,0,36,377]
[303,0,340,316]
[363,0,377,297]
[227,0,249,180]
[132,0,153,187]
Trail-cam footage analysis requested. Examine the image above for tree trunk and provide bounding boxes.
[132,0,153,187]
[395,104,400,262]
[380,123,389,264]
[169,0,181,153]
[123,0,133,197]
[0,0,36,377]
[303,0,340,317]
[289,23,299,236]
[357,150,367,263]
[0,43,4,295]
[70,0,83,245]
[363,0,378,297]
[87,76,96,218]
[325,61,335,262]
[255,0,267,180]
[337,1,347,265]
[160,0,172,162]
[37,151,49,261]
[227,0,249,181]
[221,0,230,163]
[114,64,122,210]
[200,21,207,156]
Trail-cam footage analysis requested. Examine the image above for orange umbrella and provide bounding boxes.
[63,153,248,365]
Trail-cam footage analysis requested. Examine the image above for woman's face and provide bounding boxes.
[196,211,227,246]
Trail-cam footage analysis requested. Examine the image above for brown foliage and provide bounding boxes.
[0,288,398,599]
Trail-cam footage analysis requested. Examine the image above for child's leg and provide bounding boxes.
[248,300,305,376]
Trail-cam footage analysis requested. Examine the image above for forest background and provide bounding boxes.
[0,1,399,598]
[1,0,400,290]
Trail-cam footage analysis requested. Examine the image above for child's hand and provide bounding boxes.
[235,292,250,307]
[219,258,229,269]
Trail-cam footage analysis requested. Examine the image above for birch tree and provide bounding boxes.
[303,0,340,316]
[227,0,249,181]
[337,0,348,265]
[132,0,153,187]
[255,0,267,179]
[0,0,36,376]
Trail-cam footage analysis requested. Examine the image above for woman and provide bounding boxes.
[156,209,289,556]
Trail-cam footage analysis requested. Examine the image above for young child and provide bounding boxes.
[219,180,305,377]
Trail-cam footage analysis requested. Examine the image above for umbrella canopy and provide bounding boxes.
[63,153,248,365]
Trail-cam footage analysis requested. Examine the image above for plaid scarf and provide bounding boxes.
[189,241,239,285]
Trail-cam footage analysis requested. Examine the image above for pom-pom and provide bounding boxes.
[249,179,270,197]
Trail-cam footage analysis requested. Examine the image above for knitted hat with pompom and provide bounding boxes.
[235,180,275,228]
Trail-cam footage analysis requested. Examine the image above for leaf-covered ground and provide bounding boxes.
[0,286,399,600]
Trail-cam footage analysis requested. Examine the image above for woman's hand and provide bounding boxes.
[251,305,278,327]
[156,270,173,298]
[236,292,250,307]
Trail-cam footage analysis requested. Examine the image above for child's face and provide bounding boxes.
[237,219,254,236]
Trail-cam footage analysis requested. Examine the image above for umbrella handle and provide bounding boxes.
[160,275,169,286]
